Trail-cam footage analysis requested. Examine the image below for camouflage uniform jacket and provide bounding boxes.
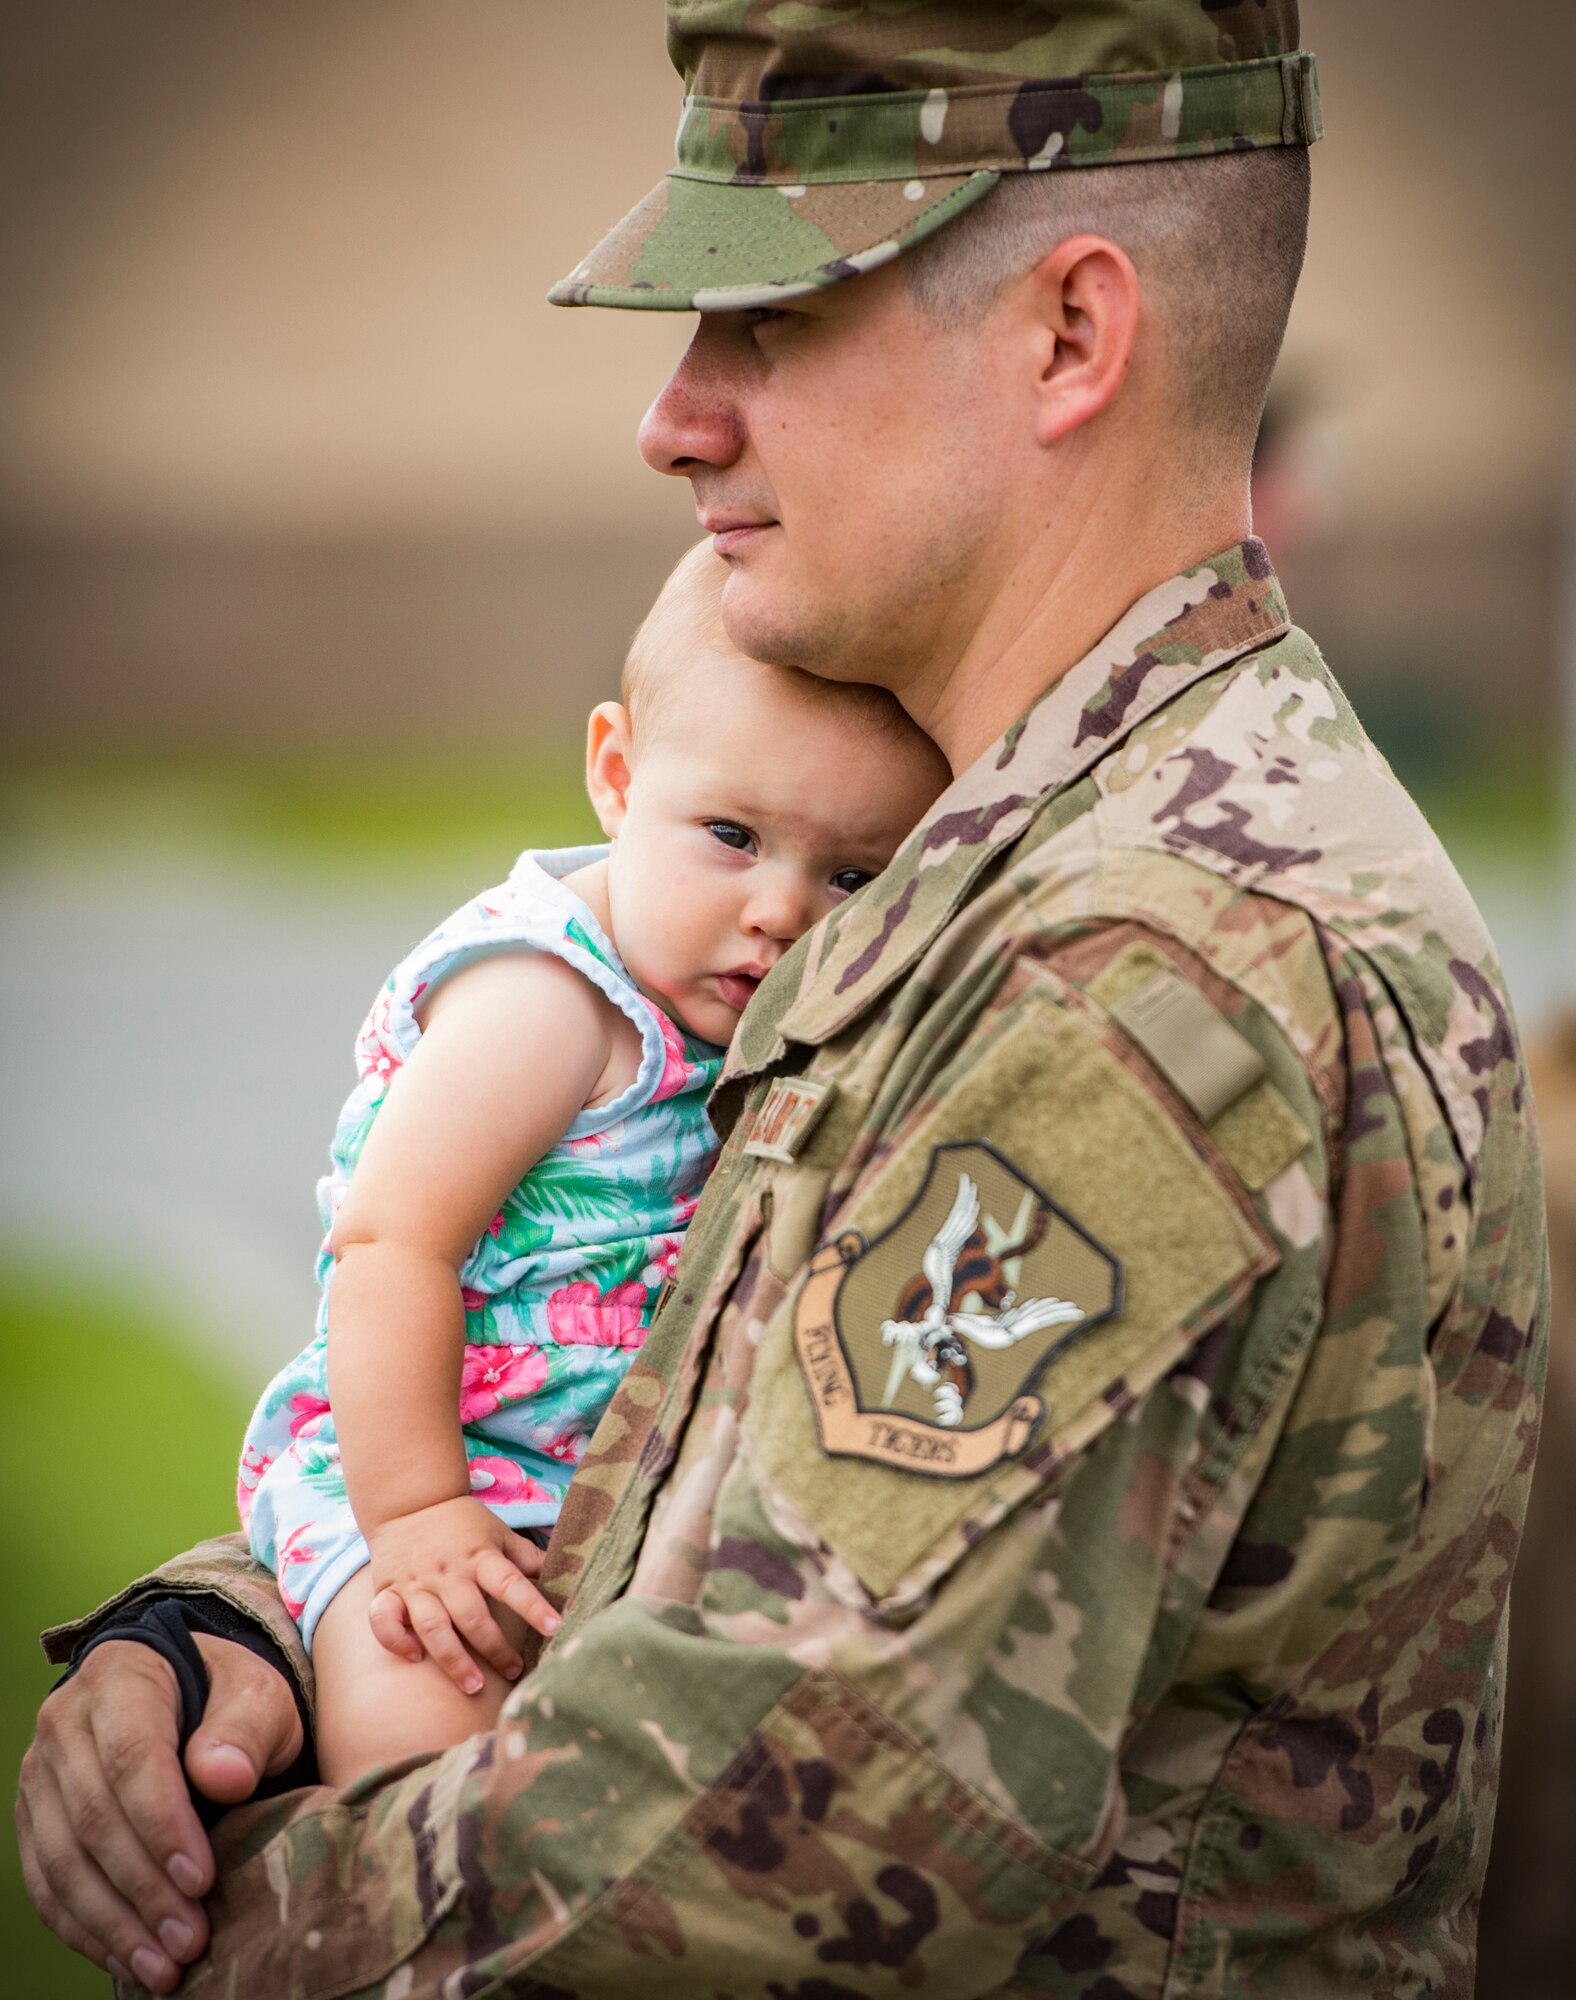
[52,541,1548,1999]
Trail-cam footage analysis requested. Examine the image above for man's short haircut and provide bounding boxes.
[623,540,923,743]
[902,148,1311,447]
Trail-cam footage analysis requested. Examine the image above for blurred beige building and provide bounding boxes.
[2,0,1573,768]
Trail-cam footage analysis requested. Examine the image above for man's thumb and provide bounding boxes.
[183,1635,304,1802]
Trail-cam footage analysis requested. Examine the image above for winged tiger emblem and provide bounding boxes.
[879,1172,1085,1426]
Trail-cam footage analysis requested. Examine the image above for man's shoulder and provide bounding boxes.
[1002,620,1497,1028]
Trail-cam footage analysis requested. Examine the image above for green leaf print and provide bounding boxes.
[564,915,614,970]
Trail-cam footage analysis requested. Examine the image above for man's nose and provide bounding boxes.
[637,318,748,479]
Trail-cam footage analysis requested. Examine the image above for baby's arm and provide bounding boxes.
[327,951,616,1691]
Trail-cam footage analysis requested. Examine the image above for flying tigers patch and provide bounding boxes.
[793,1141,1122,1479]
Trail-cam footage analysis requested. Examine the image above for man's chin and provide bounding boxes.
[719,565,845,673]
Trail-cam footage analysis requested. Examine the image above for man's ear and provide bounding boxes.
[1022,232,1141,448]
[585,702,635,839]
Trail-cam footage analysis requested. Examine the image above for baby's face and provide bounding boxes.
[601,657,948,1046]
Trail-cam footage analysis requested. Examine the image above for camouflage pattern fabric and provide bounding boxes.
[549,1,1321,311]
[51,542,1548,1998]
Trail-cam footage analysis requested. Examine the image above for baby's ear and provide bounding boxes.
[585,702,636,837]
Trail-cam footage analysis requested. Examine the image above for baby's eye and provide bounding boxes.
[830,866,875,897]
[707,820,755,854]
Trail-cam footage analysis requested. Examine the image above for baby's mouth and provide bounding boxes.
[715,969,764,1012]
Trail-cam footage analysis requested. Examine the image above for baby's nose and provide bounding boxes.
[745,876,817,943]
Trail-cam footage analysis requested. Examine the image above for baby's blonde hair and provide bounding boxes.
[622,540,919,744]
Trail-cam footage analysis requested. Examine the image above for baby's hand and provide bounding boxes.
[363,1496,559,1693]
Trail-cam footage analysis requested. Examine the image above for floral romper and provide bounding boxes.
[238,847,722,1649]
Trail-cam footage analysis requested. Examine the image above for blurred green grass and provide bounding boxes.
[1,1262,250,1998]
[1,745,601,880]
[0,731,1561,879]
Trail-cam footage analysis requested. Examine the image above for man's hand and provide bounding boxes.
[16,1632,302,1995]
[365,1496,559,1691]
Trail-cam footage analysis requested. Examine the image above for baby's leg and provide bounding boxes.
[312,1564,529,1788]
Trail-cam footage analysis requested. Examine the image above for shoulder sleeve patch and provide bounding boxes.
[744,980,1279,1603]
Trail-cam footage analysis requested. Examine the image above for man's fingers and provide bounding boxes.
[17,1759,185,1995]
[184,1634,303,1800]
[16,1627,304,1989]
[369,1586,424,1663]
[65,1712,208,1960]
[22,1640,213,1969]
[477,1552,561,1640]
[80,1662,212,1907]
[408,1590,486,1694]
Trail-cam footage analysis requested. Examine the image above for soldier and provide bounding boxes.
[17,5,1549,1997]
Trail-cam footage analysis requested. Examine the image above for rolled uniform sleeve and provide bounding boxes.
[118,918,1390,2000]
[42,1532,314,1726]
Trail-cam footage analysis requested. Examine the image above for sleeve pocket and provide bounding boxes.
[743,977,1280,1607]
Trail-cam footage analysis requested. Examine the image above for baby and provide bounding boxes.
[238,542,949,1783]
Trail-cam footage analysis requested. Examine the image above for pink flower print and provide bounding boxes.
[566,1131,604,1158]
[545,1277,649,1348]
[641,1234,684,1290]
[236,1444,272,1530]
[644,1000,691,1103]
[467,1455,553,1507]
[486,1211,505,1239]
[458,1343,548,1425]
[545,1432,583,1466]
[356,991,405,1094]
[672,1190,700,1226]
[288,1392,332,1441]
[277,1525,319,1622]
[460,1285,491,1315]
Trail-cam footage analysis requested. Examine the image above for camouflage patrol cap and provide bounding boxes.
[550,0,1321,313]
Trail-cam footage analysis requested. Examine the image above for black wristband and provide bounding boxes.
[66,1601,210,1741]
[57,1594,317,1826]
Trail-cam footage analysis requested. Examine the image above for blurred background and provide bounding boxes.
[2,3,1572,1992]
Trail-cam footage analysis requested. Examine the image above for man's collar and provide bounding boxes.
[726,540,1288,1078]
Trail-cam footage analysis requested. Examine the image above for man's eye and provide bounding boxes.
[830,867,874,896]
[707,821,755,853]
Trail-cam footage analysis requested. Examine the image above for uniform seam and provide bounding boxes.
[1168,1272,1324,1575]
[1166,1733,1253,2000]
[1146,1283,1325,2000]
[1335,935,1477,1220]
